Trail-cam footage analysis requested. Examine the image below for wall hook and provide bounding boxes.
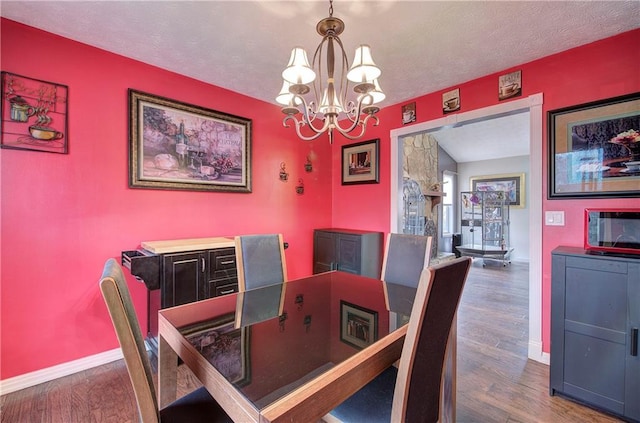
[296,178,304,194]
[279,162,289,181]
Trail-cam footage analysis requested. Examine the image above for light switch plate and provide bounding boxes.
[545,211,565,226]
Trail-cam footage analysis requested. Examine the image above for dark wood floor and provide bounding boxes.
[1,260,625,422]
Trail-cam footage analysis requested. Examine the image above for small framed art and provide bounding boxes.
[340,301,378,350]
[443,88,460,114]
[341,138,380,185]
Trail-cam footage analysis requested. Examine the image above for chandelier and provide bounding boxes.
[276,0,385,144]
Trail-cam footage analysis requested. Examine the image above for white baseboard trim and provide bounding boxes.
[0,348,123,396]
[528,340,550,365]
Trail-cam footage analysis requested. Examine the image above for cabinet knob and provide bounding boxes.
[201,257,205,273]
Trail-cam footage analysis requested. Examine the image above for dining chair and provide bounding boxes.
[99,258,232,423]
[328,256,472,423]
[235,233,287,291]
[381,233,432,287]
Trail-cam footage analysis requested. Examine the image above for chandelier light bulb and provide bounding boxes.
[347,45,381,83]
[359,79,385,105]
[282,47,316,85]
[276,80,302,106]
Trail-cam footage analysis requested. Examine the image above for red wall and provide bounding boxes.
[1,19,639,382]
[0,19,332,380]
[331,29,640,353]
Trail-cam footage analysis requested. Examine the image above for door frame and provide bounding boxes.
[389,93,547,364]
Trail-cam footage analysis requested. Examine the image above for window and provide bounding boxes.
[441,172,455,236]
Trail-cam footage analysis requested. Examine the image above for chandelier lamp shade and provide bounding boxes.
[276,0,385,144]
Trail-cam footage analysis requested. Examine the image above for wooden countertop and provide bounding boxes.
[141,237,234,254]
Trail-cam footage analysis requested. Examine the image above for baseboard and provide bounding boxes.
[528,340,550,365]
[0,348,123,396]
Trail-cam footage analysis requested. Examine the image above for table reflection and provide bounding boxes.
[171,272,409,409]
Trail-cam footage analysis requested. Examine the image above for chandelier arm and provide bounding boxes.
[283,114,328,142]
[333,113,380,140]
[294,95,318,124]
[335,93,370,130]
[344,91,374,122]
[284,94,333,138]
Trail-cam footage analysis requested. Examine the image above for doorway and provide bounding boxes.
[389,94,547,364]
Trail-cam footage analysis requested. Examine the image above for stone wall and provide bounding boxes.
[402,132,439,257]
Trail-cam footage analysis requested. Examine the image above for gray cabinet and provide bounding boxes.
[550,246,639,422]
[313,228,382,278]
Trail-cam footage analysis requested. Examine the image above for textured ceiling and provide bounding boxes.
[2,1,638,161]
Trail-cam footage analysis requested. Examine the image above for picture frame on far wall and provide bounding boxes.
[341,138,380,185]
[1,71,69,154]
[340,301,378,350]
[129,89,252,193]
[548,92,640,199]
[470,173,525,208]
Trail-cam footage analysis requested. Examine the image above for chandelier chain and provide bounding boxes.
[329,0,333,17]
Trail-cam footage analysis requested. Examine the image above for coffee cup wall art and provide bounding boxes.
[443,88,460,114]
[1,72,68,154]
[498,70,522,101]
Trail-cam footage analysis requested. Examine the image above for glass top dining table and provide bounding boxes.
[157,270,456,423]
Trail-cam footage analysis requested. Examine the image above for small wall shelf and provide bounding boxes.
[424,191,445,209]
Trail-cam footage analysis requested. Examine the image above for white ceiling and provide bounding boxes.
[431,111,530,163]
[2,1,637,161]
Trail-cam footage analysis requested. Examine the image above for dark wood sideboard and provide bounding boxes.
[122,237,238,354]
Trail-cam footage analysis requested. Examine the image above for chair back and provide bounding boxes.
[381,234,432,287]
[100,258,159,423]
[391,256,472,422]
[235,234,287,291]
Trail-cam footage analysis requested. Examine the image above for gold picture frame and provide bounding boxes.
[129,89,252,192]
[470,173,525,208]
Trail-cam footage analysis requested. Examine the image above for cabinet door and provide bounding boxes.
[313,231,336,274]
[336,234,361,274]
[162,252,205,308]
[625,261,640,421]
[562,258,628,415]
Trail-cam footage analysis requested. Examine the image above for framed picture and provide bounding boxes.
[402,102,416,124]
[340,301,378,350]
[341,138,380,185]
[548,92,640,199]
[470,173,525,208]
[1,71,68,154]
[183,313,251,386]
[443,88,460,114]
[498,70,522,101]
[129,89,252,192]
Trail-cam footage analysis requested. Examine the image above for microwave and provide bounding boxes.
[584,209,640,256]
